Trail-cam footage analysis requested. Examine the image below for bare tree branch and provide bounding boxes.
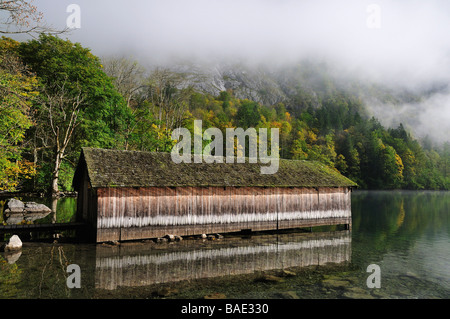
[40,78,86,195]
[0,0,68,36]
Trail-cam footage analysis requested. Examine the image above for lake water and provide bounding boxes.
[0,190,449,299]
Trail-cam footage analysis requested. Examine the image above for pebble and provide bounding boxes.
[342,287,375,299]
[275,291,300,299]
[321,278,351,288]
[257,274,285,283]
[153,287,178,297]
[281,270,297,277]
[204,293,226,299]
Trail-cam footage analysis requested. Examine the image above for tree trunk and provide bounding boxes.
[50,197,58,223]
[50,151,63,197]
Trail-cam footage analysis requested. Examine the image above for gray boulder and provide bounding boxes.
[3,198,51,225]
[24,202,52,214]
[1,235,22,252]
[3,198,24,213]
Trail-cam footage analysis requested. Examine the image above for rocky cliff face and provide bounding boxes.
[170,61,297,105]
[170,60,349,107]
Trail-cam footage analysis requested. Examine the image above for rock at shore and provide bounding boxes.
[3,198,52,225]
[3,198,24,213]
[1,235,23,252]
[23,202,52,214]
[4,198,52,214]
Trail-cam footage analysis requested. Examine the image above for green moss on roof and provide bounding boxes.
[74,147,357,188]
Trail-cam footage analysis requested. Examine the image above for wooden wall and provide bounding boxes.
[92,186,352,242]
[75,164,98,241]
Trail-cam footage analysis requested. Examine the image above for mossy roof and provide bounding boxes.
[73,147,357,189]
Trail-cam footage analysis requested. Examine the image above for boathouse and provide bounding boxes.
[72,148,357,242]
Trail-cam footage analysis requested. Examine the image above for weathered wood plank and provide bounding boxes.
[93,186,352,242]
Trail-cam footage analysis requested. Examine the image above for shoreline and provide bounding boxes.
[0,191,78,199]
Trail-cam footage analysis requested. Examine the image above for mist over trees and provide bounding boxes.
[1,34,449,194]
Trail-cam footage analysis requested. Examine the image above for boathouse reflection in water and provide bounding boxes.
[94,231,351,290]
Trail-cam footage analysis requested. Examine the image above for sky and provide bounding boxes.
[28,0,450,82]
[13,0,450,143]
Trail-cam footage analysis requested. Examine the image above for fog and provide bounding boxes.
[22,0,450,143]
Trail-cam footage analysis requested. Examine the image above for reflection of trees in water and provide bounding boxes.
[0,197,77,225]
[38,245,70,298]
[10,243,82,299]
[352,190,450,260]
[0,254,22,298]
[94,231,352,290]
[37,197,77,224]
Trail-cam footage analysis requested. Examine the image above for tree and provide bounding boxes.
[381,144,404,189]
[140,68,193,150]
[102,56,146,150]
[17,35,130,195]
[102,56,145,107]
[0,37,38,191]
[335,129,361,183]
[42,79,85,195]
[335,154,348,174]
[236,100,260,128]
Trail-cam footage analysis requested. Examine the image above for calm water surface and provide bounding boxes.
[0,190,449,299]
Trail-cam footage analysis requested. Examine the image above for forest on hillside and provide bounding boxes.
[1,35,449,195]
